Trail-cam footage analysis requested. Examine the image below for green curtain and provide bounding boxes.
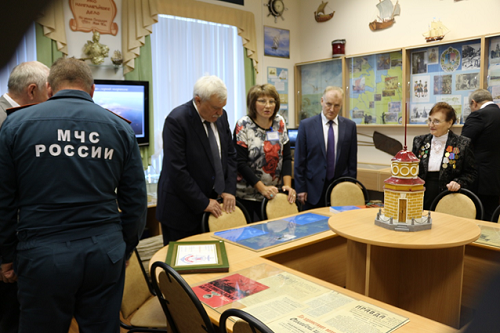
[35,23,63,67]
[125,35,154,170]
[244,46,255,94]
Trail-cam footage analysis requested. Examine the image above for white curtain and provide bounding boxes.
[147,15,246,178]
[0,23,37,95]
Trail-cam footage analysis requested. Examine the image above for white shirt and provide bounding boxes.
[480,101,495,109]
[429,132,449,172]
[2,93,19,107]
[193,100,221,157]
[321,112,338,160]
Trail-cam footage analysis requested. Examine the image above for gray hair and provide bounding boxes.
[48,58,94,94]
[323,86,344,99]
[193,75,227,102]
[469,89,493,105]
[8,61,50,95]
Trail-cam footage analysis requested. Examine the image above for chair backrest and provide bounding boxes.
[219,308,274,333]
[201,200,250,233]
[491,205,500,223]
[430,189,484,220]
[121,249,153,319]
[261,192,300,220]
[325,177,369,207]
[151,261,216,333]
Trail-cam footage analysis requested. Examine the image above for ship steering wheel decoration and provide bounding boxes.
[265,0,287,23]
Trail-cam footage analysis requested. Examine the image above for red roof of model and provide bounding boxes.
[392,150,420,163]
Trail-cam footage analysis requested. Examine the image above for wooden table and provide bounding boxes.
[329,208,481,328]
[150,208,459,333]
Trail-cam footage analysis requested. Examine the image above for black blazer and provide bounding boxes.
[156,100,237,231]
[461,103,500,196]
[294,114,357,206]
[412,131,476,192]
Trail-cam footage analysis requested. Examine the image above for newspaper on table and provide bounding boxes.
[194,265,409,333]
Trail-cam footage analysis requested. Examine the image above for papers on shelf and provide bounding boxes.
[267,300,409,333]
[330,205,364,213]
[192,273,269,308]
[213,213,330,251]
[194,264,409,333]
[475,225,500,248]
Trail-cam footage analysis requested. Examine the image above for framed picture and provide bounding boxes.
[264,26,290,58]
[165,240,229,274]
[295,58,342,122]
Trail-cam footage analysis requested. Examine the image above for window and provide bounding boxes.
[147,15,246,179]
[0,23,37,95]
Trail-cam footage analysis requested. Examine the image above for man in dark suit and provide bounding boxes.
[462,89,500,221]
[156,75,237,244]
[295,86,357,210]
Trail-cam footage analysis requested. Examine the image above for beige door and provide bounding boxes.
[398,198,407,222]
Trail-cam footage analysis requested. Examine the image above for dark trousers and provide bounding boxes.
[161,222,203,245]
[303,179,331,211]
[238,199,263,223]
[16,230,126,333]
[477,194,500,222]
[0,280,19,333]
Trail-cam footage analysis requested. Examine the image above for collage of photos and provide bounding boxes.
[348,51,403,125]
[487,37,500,103]
[409,40,481,124]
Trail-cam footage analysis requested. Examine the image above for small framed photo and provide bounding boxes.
[264,26,290,58]
[165,240,229,274]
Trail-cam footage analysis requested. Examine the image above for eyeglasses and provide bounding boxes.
[426,118,442,125]
[256,99,276,105]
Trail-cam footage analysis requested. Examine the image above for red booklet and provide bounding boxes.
[193,273,269,308]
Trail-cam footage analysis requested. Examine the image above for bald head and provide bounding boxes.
[7,61,50,105]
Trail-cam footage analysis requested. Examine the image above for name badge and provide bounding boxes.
[267,131,279,141]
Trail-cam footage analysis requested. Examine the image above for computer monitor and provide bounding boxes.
[288,128,298,149]
[93,79,150,146]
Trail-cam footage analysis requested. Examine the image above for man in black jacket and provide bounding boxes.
[462,89,500,221]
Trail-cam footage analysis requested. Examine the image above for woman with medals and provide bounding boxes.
[233,84,295,222]
[412,102,477,210]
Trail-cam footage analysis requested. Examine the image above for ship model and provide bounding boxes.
[314,1,334,23]
[369,0,400,31]
[423,20,450,42]
[271,34,280,51]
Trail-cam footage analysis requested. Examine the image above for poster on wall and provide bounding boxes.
[348,51,403,125]
[69,0,119,35]
[409,39,481,124]
[267,67,289,125]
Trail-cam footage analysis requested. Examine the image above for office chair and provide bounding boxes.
[201,199,251,233]
[136,235,165,280]
[430,188,484,220]
[325,177,369,207]
[261,192,301,220]
[120,249,167,333]
[219,308,274,333]
[491,205,500,223]
[150,261,217,333]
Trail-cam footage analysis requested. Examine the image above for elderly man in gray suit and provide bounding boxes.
[0,61,49,128]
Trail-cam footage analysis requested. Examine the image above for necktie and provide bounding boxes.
[204,121,225,195]
[327,120,335,180]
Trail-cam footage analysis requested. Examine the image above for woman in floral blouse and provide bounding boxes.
[234,84,296,222]
[412,102,477,210]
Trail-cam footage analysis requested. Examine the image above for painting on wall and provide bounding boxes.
[264,26,290,58]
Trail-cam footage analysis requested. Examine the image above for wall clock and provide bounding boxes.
[265,0,287,23]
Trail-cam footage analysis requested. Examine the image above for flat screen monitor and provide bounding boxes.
[288,128,298,149]
[93,79,150,146]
